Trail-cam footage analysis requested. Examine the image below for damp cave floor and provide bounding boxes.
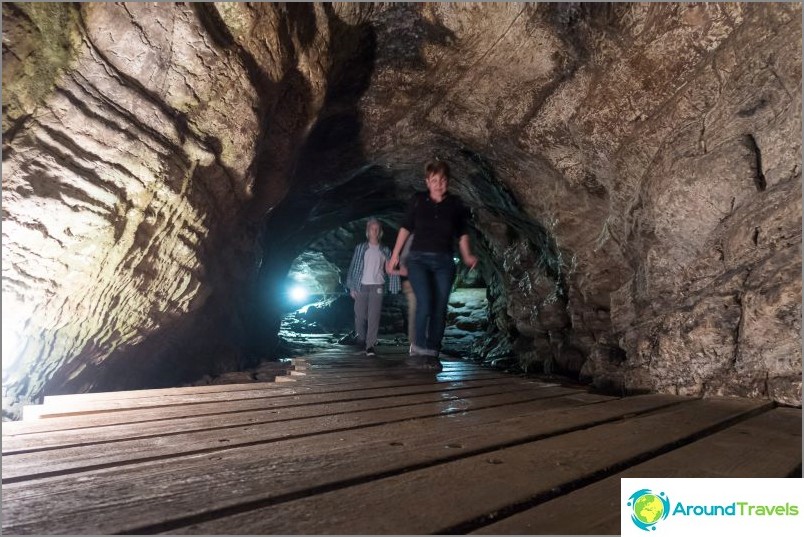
[1,344,800,534]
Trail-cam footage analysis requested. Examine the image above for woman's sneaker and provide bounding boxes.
[366,347,376,356]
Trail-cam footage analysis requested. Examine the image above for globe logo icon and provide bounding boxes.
[627,489,670,531]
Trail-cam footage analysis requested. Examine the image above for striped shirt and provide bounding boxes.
[346,242,401,294]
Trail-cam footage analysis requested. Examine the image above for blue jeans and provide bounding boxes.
[406,251,456,353]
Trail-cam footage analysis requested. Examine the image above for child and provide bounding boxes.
[346,218,401,356]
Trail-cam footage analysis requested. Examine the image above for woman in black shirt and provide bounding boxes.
[387,160,478,370]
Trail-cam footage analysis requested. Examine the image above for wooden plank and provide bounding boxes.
[5,385,598,454]
[167,398,770,535]
[298,368,481,376]
[0,394,683,535]
[300,357,480,365]
[253,369,514,389]
[297,360,492,371]
[272,376,298,383]
[304,368,511,379]
[322,356,485,362]
[1,377,545,435]
[300,359,482,369]
[297,370,525,385]
[3,384,595,453]
[472,406,802,535]
[2,386,588,481]
[42,379,292,405]
[20,383,303,420]
[23,371,520,418]
[32,359,486,406]
[296,368,496,380]
[301,362,491,371]
[23,386,311,417]
[295,371,556,389]
[279,372,509,385]
[34,365,495,407]
[283,370,506,383]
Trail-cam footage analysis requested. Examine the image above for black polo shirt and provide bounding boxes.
[401,192,470,253]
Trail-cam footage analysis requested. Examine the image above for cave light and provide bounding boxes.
[289,284,310,303]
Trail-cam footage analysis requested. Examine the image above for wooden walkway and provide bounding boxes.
[1,345,801,534]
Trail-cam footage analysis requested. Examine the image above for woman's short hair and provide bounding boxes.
[425,160,450,179]
[365,217,383,239]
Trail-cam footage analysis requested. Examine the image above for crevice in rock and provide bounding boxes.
[609,345,627,363]
[732,292,744,368]
[744,133,767,192]
[737,97,769,117]
[699,121,707,154]
[1,112,32,153]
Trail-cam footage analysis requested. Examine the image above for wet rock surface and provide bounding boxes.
[2,3,800,417]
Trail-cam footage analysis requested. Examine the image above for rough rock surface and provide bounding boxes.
[2,3,801,417]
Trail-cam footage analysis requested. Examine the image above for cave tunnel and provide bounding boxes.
[1,2,802,534]
[2,0,801,421]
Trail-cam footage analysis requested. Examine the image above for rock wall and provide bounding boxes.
[357,3,802,404]
[2,3,333,414]
[2,2,800,416]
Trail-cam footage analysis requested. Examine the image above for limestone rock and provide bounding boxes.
[2,2,800,418]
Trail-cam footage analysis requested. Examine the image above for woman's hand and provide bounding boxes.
[458,235,477,271]
[386,265,408,277]
[350,290,357,299]
[386,253,400,273]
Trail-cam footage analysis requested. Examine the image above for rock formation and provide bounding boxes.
[2,2,801,418]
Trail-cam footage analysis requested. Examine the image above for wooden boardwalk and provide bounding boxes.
[2,345,801,534]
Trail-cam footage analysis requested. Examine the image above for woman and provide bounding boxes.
[387,161,477,370]
[388,233,417,349]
